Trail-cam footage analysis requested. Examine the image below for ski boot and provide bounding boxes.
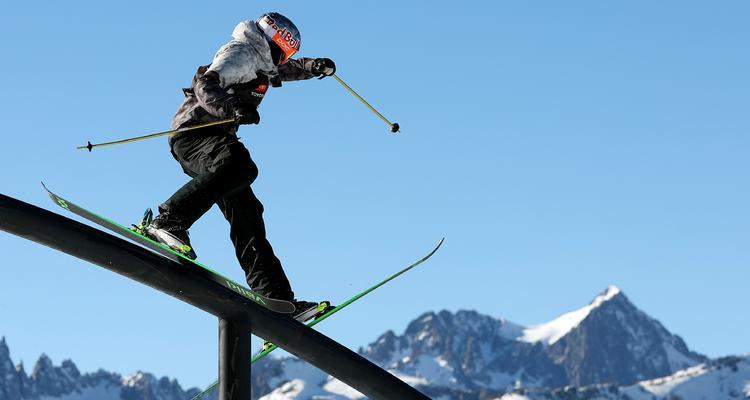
[292,300,334,322]
[261,300,335,351]
[131,208,197,260]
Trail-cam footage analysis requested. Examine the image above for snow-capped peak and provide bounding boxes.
[123,371,147,387]
[518,285,622,345]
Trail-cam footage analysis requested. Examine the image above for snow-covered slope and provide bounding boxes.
[498,355,750,400]
[520,285,621,345]
[255,358,363,400]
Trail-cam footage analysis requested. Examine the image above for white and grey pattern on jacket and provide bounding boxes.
[208,20,278,88]
[209,20,317,86]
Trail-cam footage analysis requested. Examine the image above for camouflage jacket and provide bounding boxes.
[170,20,317,138]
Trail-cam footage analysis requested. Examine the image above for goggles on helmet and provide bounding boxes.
[257,13,301,64]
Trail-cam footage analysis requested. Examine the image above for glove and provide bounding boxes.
[311,58,336,78]
[232,102,260,125]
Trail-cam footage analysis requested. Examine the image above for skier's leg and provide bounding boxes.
[217,186,295,301]
[149,132,257,257]
[218,188,329,320]
[160,133,257,226]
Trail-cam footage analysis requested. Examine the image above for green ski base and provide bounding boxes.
[190,237,445,400]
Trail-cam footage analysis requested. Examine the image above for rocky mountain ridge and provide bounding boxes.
[254,286,717,399]
[2,286,738,400]
[0,337,205,400]
[359,286,705,391]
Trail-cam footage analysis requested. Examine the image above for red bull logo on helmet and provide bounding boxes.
[258,14,300,63]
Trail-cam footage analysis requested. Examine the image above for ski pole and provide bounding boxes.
[76,118,236,152]
[332,74,400,133]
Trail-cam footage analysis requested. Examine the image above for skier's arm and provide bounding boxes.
[278,57,336,81]
[277,57,317,81]
[195,42,262,119]
[193,71,259,125]
[193,71,234,119]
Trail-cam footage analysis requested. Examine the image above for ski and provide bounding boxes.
[42,184,295,314]
[189,237,445,400]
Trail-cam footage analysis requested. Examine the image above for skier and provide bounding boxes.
[145,12,336,321]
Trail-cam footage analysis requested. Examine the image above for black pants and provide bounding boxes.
[160,129,294,300]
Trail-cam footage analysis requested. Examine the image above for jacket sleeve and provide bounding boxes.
[198,41,263,118]
[277,57,318,82]
[207,42,261,87]
[194,71,234,119]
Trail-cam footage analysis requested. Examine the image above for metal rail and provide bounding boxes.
[0,193,430,400]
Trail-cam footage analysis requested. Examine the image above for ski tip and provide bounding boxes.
[40,182,59,204]
[422,237,445,260]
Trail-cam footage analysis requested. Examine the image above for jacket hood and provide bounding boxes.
[232,21,271,55]
[231,20,276,75]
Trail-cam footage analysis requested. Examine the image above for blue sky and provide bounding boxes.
[1,0,748,390]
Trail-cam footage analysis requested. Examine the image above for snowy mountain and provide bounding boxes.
[519,285,624,345]
[0,337,205,400]
[359,286,705,392]
[250,286,710,399]
[1,286,728,400]
[498,355,750,400]
[531,285,705,385]
[251,357,365,400]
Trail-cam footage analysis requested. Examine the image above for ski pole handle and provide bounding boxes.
[332,74,400,133]
[77,118,237,152]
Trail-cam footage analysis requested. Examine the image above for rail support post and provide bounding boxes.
[219,317,252,400]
